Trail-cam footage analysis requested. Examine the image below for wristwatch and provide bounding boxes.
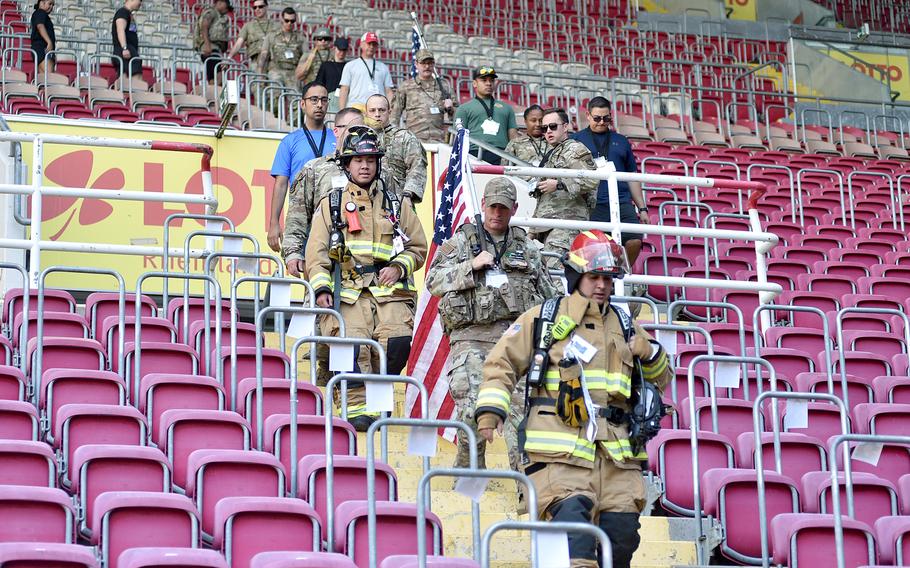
[638,206,649,213]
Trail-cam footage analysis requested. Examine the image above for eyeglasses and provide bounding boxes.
[542,122,563,131]
[252,4,265,8]
[590,114,612,123]
[305,96,329,104]
[283,18,296,23]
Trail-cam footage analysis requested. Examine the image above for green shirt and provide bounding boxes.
[455,96,516,150]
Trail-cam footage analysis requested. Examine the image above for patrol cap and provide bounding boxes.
[415,48,434,62]
[473,65,497,79]
[360,31,379,44]
[313,27,332,39]
[484,178,516,208]
[334,37,350,50]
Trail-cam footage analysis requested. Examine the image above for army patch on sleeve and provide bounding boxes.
[505,323,522,336]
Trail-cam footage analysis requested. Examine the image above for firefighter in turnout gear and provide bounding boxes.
[305,126,428,431]
[425,177,560,471]
[474,230,672,568]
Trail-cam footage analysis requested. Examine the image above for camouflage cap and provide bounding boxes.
[484,177,516,208]
[415,49,434,62]
[313,28,332,39]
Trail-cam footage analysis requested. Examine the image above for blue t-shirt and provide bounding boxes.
[270,127,337,179]
[572,128,637,204]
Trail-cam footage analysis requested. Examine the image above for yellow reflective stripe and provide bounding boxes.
[340,288,360,301]
[311,273,333,290]
[368,281,409,297]
[573,438,596,461]
[641,351,669,381]
[524,430,596,462]
[373,242,394,259]
[344,402,380,419]
[600,439,646,461]
[476,387,510,412]
[395,254,416,275]
[347,241,374,255]
[544,369,632,398]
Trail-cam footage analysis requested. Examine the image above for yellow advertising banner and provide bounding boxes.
[7,117,437,296]
[725,0,757,21]
[825,49,910,101]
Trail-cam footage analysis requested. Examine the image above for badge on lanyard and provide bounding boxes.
[284,50,296,60]
[429,106,441,115]
[481,118,500,136]
[594,156,608,169]
[392,235,405,255]
[485,268,508,288]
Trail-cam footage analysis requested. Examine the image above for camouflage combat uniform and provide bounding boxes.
[378,124,428,202]
[390,76,456,144]
[195,6,230,54]
[260,29,305,89]
[425,222,560,470]
[505,133,547,166]
[236,16,277,67]
[298,46,331,85]
[530,139,597,270]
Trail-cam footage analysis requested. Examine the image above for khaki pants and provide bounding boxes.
[533,228,579,271]
[319,292,415,417]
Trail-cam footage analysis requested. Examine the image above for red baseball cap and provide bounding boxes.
[360,31,379,44]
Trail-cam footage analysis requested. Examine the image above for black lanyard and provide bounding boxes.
[415,78,440,102]
[302,125,328,158]
[531,136,546,157]
[475,96,495,119]
[360,57,376,80]
[483,227,509,265]
[593,130,612,160]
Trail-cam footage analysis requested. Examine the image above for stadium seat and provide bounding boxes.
[0,399,39,440]
[40,369,126,436]
[2,288,75,326]
[121,342,199,399]
[800,471,898,528]
[26,337,106,376]
[250,551,357,567]
[0,365,26,401]
[679,396,765,440]
[770,513,876,568]
[12,311,90,347]
[190,320,258,371]
[84,292,158,339]
[235,377,322,438]
[70,444,170,537]
[851,403,910,435]
[166,298,232,343]
[872,376,910,404]
[874,515,910,565]
[831,440,910,486]
[827,350,894,381]
[796,372,874,411]
[102,316,178,364]
[92,492,199,568]
[158,409,250,490]
[140,374,225,443]
[333,501,445,567]
[212,496,321,567]
[646,429,734,515]
[0,542,99,566]
[0,485,74,543]
[735,432,827,483]
[297,455,398,529]
[746,347,816,381]
[0,439,55,487]
[118,547,227,567]
[214,347,290,410]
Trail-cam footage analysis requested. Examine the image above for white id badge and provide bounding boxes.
[392,235,405,255]
[481,118,500,136]
[567,334,597,363]
[429,106,441,115]
[485,268,508,288]
[594,156,608,168]
[284,50,295,60]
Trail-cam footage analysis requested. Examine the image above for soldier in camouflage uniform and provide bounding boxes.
[295,27,332,86]
[504,104,546,165]
[530,108,597,270]
[226,0,276,69]
[195,0,232,83]
[425,178,560,470]
[258,7,305,90]
[390,49,456,144]
[364,94,428,203]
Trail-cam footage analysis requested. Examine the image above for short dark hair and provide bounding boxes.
[300,81,326,98]
[523,104,544,119]
[587,97,611,112]
[281,6,295,16]
[335,107,363,122]
[542,108,569,125]
[366,93,389,107]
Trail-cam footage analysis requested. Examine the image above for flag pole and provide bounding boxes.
[456,120,483,225]
[409,11,442,83]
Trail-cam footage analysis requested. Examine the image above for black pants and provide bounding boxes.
[111,47,142,77]
[479,148,502,165]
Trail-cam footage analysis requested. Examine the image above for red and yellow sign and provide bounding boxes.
[825,49,910,101]
[726,0,757,21]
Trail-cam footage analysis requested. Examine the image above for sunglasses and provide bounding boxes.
[283,18,296,23]
[252,4,265,8]
[590,114,612,123]
[316,36,331,41]
[542,122,563,131]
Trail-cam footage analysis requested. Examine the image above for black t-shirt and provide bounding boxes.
[315,60,346,93]
[111,7,138,52]
[30,9,55,48]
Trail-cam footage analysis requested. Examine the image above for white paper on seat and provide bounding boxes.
[852,442,883,466]
[714,362,741,389]
[783,399,808,429]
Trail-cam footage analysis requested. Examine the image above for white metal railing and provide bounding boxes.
[0,132,217,286]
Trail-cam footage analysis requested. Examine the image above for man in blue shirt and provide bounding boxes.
[268,81,337,251]
[572,96,647,266]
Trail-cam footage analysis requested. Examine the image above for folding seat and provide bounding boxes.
[764,221,805,246]
[333,501,445,568]
[91,492,199,568]
[297,455,397,529]
[808,224,858,240]
[767,258,812,280]
[0,439,55,487]
[157,409,250,490]
[796,274,857,297]
[827,310,899,335]
[26,337,106,376]
[185,449,285,539]
[872,376,910,403]
[54,404,147,485]
[639,252,690,302]
[851,403,910,435]
[84,292,158,339]
[869,263,910,279]
[140,374,225,444]
[235,378,321,437]
[747,347,816,381]
[693,322,753,354]
[829,248,884,267]
[763,400,849,441]
[894,352,909,375]
[0,542,99,566]
[102,316,177,364]
[874,516,910,565]
[41,369,125,436]
[858,275,910,299]
[0,485,74,543]
[678,397,762,440]
[673,343,735,372]
[0,399,39,440]
[901,474,910,514]
[2,288,75,327]
[190,320,257,371]
[826,350,893,381]
[841,330,906,358]
[830,439,910,487]
[121,342,199,400]
[847,238,896,257]
[793,234,843,252]
[263,415,357,480]
[796,372,873,409]
[777,291,841,327]
[762,327,830,356]
[646,429,733,515]
[13,312,90,347]
[250,551,356,567]
[801,471,898,528]
[0,365,25,401]
[118,547,227,567]
[379,557,479,568]
[735,432,826,484]
[71,443,170,537]
[770,513,876,568]
[212,496,321,567]
[701,468,799,563]
[166,298,232,343]
[215,347,290,410]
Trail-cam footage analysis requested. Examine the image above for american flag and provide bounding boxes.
[405,128,472,440]
[409,26,421,79]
